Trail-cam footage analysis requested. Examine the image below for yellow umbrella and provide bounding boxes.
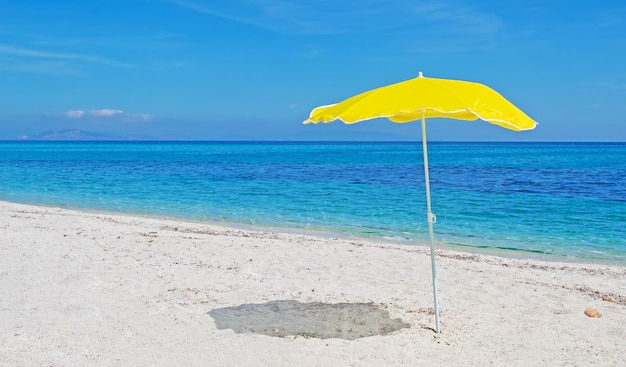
[304,72,537,333]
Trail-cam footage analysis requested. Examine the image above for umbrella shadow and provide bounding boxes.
[208,300,410,340]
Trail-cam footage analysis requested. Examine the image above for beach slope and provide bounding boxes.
[0,201,624,366]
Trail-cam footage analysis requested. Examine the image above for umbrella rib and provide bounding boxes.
[467,108,538,131]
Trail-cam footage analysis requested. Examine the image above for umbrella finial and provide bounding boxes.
[418,71,424,78]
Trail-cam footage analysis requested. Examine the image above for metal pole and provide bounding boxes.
[421,111,440,333]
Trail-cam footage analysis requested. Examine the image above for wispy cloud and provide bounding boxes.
[66,110,86,118]
[410,2,502,34]
[0,58,82,76]
[165,0,501,37]
[384,1,503,55]
[165,0,397,34]
[591,82,626,92]
[0,44,135,69]
[66,109,152,122]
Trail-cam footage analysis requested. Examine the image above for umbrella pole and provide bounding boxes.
[421,112,441,333]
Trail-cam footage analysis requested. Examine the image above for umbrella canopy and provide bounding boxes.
[305,72,536,130]
[304,72,537,333]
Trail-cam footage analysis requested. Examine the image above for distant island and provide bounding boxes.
[18,129,174,141]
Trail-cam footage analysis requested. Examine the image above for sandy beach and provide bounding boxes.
[0,201,624,366]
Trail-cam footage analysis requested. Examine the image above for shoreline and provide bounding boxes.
[3,200,624,266]
[1,200,624,366]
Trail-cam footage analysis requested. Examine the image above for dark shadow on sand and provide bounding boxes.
[208,300,410,340]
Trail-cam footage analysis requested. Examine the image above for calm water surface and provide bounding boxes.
[1,141,624,263]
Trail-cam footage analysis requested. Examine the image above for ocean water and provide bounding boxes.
[1,141,624,264]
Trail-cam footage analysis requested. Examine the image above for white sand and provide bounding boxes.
[0,201,624,366]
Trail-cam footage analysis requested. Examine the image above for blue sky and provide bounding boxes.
[1,0,625,141]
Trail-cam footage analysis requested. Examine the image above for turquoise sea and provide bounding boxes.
[1,141,624,264]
